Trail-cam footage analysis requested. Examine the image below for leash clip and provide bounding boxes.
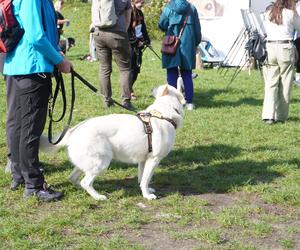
[38,73,47,79]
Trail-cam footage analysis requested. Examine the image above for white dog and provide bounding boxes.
[40,84,185,200]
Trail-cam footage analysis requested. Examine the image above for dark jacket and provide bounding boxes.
[128,7,150,47]
[159,0,201,70]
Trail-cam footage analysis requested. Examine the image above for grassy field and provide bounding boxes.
[0,2,299,249]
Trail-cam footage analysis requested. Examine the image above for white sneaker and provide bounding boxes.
[295,80,300,86]
[186,103,194,110]
[294,73,300,86]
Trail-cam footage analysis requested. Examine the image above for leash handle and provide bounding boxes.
[49,69,67,122]
[48,69,76,145]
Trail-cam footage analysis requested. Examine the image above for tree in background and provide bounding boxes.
[144,0,165,39]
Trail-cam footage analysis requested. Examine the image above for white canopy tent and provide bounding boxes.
[189,0,272,65]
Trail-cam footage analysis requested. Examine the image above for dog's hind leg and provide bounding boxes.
[80,172,108,200]
[140,158,160,200]
[80,158,111,200]
[69,167,82,187]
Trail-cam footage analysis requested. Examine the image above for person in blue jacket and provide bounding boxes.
[3,0,72,202]
[159,0,201,110]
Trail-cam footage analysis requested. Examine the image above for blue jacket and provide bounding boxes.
[159,0,201,70]
[4,0,64,76]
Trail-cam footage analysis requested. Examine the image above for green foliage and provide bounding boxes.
[144,0,165,40]
[0,2,299,249]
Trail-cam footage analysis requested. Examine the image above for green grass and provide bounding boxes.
[0,2,299,249]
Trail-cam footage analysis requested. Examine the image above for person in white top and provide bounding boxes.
[262,0,300,124]
[294,1,300,85]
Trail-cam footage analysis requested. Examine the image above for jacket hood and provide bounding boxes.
[168,0,190,14]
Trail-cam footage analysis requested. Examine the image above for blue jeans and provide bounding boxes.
[167,67,193,103]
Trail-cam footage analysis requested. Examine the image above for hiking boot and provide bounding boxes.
[10,180,25,191]
[24,183,63,202]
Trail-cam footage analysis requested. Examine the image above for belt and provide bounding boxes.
[266,40,292,44]
[15,73,52,78]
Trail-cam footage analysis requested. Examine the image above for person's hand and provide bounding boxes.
[57,58,72,73]
[64,19,70,26]
[138,41,144,48]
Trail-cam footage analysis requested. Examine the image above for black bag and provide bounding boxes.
[245,31,267,65]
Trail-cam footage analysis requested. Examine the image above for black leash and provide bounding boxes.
[48,69,136,144]
[144,44,162,61]
[72,69,137,112]
[48,69,75,145]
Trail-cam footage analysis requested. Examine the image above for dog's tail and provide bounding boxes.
[39,130,71,153]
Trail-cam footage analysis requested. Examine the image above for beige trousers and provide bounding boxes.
[262,42,295,121]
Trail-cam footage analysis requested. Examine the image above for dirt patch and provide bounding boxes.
[125,223,203,250]
[122,192,300,249]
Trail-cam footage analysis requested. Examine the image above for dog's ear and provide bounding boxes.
[161,84,169,96]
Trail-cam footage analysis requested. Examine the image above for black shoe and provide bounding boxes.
[10,180,24,191]
[122,102,135,111]
[263,119,275,125]
[24,183,63,202]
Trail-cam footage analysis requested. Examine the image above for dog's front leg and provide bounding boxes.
[138,162,145,184]
[140,158,159,200]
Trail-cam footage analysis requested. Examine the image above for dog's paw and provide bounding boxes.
[148,187,156,194]
[144,193,157,200]
[94,194,108,201]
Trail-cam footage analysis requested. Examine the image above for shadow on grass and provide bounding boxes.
[154,145,283,196]
[44,144,285,199]
[286,116,300,123]
[193,89,262,108]
[155,159,283,197]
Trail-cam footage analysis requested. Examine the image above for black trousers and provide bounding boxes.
[295,38,300,73]
[10,74,51,189]
[130,45,143,92]
[5,75,16,159]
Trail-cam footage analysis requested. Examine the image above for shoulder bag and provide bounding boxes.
[161,15,189,55]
